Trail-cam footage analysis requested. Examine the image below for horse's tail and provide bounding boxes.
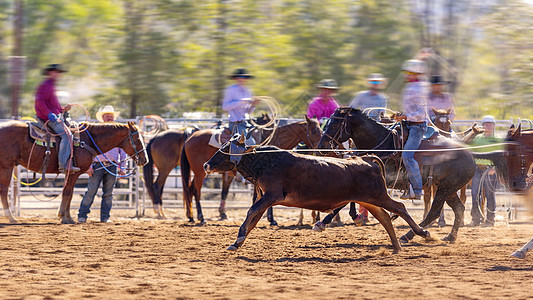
[180,147,194,219]
[142,138,158,205]
[362,155,386,179]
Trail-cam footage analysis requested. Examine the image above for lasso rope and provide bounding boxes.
[138,115,168,136]
[248,96,282,147]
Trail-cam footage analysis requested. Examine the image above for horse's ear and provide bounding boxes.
[305,115,311,123]
[431,107,438,115]
[510,124,515,129]
[446,108,452,115]
[238,130,246,144]
[512,124,522,138]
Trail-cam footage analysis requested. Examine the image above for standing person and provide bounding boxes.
[349,73,388,120]
[307,79,340,123]
[349,73,388,224]
[34,64,80,173]
[222,68,260,143]
[395,59,429,200]
[468,115,503,227]
[78,106,127,223]
[427,75,455,122]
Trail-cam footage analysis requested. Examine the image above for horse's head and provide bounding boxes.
[122,121,149,167]
[204,132,250,174]
[303,115,322,148]
[432,108,452,132]
[317,107,355,154]
[505,124,531,191]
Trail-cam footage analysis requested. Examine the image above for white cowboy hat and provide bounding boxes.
[96,105,120,122]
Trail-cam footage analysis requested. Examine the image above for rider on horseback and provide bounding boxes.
[427,75,455,123]
[34,64,80,173]
[223,68,260,144]
[307,79,340,124]
[396,59,429,200]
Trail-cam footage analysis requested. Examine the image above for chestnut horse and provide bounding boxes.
[142,127,198,218]
[0,121,148,224]
[181,116,322,224]
[318,107,476,243]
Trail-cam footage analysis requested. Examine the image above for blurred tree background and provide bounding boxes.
[0,0,531,120]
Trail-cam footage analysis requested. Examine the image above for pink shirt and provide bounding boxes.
[307,96,340,121]
[34,78,63,121]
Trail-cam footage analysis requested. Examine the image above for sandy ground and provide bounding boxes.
[0,204,532,300]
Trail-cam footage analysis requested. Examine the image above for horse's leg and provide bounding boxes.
[437,187,446,227]
[441,193,465,242]
[297,209,304,226]
[0,169,16,223]
[511,237,533,259]
[191,174,205,224]
[423,185,431,219]
[219,173,233,220]
[228,192,279,250]
[58,175,79,224]
[313,204,348,232]
[359,203,401,253]
[153,169,171,219]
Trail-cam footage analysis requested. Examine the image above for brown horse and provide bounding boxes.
[0,121,148,223]
[142,127,198,218]
[505,124,533,192]
[203,136,430,253]
[180,116,322,224]
[429,108,483,226]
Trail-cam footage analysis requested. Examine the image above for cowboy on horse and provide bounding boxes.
[34,64,80,173]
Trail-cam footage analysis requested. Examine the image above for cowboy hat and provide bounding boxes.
[316,79,339,90]
[429,75,450,85]
[230,68,254,79]
[96,105,120,122]
[42,64,68,75]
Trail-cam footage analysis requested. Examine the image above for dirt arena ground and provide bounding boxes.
[0,205,532,300]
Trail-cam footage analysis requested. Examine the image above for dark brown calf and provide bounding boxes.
[204,136,430,253]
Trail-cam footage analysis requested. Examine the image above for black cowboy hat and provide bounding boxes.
[429,75,450,85]
[42,64,68,75]
[230,68,254,79]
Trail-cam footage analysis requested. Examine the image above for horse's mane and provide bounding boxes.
[336,107,391,136]
[80,122,131,135]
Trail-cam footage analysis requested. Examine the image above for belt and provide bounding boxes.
[406,121,425,125]
[476,165,491,171]
[93,161,116,167]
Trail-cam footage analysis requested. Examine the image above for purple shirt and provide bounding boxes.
[402,81,428,122]
[307,96,340,121]
[92,147,127,171]
[222,84,254,122]
[428,92,455,120]
[35,78,63,121]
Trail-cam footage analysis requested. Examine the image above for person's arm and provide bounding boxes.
[349,92,363,109]
[35,84,54,119]
[307,100,319,119]
[222,86,251,112]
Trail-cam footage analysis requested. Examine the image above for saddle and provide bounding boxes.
[27,119,59,147]
[208,127,233,148]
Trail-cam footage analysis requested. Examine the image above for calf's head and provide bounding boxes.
[204,133,249,174]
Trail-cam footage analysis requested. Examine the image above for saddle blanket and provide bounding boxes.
[208,128,232,149]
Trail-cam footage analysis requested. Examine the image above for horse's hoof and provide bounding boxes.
[423,230,431,238]
[227,245,238,251]
[199,220,207,226]
[312,222,326,232]
[219,213,228,220]
[270,220,279,227]
[9,218,18,224]
[188,218,194,223]
[511,250,526,259]
[442,234,456,243]
[155,215,166,220]
[60,218,70,224]
[392,248,401,254]
[399,235,410,244]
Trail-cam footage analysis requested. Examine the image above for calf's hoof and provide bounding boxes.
[392,247,401,254]
[312,222,326,232]
[227,245,238,251]
[510,250,526,259]
[441,234,456,243]
[438,220,446,228]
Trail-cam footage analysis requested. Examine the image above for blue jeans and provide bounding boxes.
[402,122,427,195]
[78,164,117,221]
[47,120,72,170]
[229,121,256,144]
[471,166,497,224]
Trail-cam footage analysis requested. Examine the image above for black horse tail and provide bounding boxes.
[142,138,158,205]
[362,155,386,179]
[471,150,508,186]
[180,148,194,219]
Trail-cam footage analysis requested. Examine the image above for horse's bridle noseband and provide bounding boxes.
[121,127,146,165]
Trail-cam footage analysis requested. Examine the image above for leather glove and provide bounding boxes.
[47,113,58,122]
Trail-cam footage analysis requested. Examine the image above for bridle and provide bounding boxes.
[305,121,322,149]
[322,109,352,151]
[505,140,531,180]
[121,127,146,165]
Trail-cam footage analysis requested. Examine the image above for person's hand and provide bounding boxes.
[251,97,261,106]
[86,168,94,177]
[63,104,72,112]
[488,167,496,176]
[395,113,407,121]
[47,112,58,122]
[118,169,126,176]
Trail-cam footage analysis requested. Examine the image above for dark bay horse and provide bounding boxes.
[0,121,148,223]
[181,116,322,224]
[203,135,430,253]
[142,127,197,218]
[317,107,476,243]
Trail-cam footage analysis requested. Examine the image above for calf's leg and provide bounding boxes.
[359,203,401,253]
